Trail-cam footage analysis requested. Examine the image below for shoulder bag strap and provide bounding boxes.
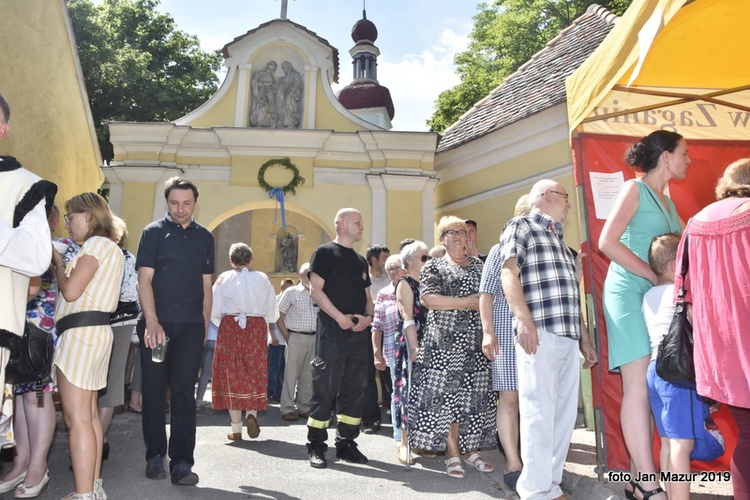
[677,233,689,299]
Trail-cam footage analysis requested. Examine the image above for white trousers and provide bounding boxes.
[516,329,580,500]
[279,332,316,414]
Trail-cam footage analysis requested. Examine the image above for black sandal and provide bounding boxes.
[624,480,637,500]
[633,481,665,499]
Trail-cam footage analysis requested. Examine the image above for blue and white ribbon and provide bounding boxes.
[269,187,287,228]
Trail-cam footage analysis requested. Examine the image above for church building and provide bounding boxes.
[104,6,438,278]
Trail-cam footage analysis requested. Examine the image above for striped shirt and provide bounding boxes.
[498,210,581,341]
[54,236,124,390]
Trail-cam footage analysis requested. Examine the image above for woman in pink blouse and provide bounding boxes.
[677,157,750,498]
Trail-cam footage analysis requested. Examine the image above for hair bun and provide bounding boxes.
[624,139,648,168]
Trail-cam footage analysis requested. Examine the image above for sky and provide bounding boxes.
[151,0,481,131]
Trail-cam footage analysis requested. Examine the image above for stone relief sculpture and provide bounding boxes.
[276,61,302,128]
[249,61,278,128]
[249,60,303,129]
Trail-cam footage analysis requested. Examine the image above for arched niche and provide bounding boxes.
[211,208,331,283]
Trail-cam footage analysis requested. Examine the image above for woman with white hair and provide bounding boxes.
[392,241,429,464]
[371,254,406,443]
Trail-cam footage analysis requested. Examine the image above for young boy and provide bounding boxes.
[643,234,716,500]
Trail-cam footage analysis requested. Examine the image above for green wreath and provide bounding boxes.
[257,158,306,195]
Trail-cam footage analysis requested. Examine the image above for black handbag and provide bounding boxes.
[655,234,695,387]
[110,301,140,324]
[1,322,54,386]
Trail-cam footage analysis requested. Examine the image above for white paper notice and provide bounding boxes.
[590,171,625,220]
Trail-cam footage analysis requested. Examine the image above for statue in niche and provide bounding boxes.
[276,61,302,128]
[249,61,278,128]
[278,232,298,273]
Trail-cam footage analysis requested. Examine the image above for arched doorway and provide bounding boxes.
[211,208,332,289]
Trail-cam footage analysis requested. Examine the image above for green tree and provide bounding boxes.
[67,0,222,160]
[428,0,632,133]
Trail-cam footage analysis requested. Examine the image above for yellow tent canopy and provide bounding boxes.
[567,0,750,141]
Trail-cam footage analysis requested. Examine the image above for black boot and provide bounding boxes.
[307,443,328,469]
[335,440,368,464]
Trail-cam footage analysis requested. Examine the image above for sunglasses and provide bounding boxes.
[442,229,467,237]
[420,255,432,263]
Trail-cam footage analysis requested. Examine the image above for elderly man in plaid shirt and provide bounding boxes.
[498,179,597,500]
[277,263,319,422]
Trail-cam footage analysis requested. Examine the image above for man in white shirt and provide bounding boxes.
[0,93,54,387]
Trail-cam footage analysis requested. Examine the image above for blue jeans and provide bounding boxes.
[267,344,286,398]
[139,320,204,468]
[195,339,216,401]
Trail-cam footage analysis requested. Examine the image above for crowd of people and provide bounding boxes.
[1,88,748,500]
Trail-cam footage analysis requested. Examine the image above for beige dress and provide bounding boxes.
[54,236,124,390]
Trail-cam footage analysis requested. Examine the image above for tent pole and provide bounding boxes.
[594,407,605,482]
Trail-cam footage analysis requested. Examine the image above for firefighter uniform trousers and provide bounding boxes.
[306,313,369,446]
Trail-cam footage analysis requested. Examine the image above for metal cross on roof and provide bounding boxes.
[278,0,295,19]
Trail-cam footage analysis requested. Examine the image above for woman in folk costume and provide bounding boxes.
[0,98,55,389]
[211,243,279,440]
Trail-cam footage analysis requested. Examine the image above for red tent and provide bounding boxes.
[566,0,750,473]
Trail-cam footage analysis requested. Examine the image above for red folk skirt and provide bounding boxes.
[211,315,267,411]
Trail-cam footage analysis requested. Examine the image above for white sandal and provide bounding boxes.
[444,456,465,479]
[465,452,494,473]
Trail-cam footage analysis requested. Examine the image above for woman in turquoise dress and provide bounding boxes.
[600,130,688,500]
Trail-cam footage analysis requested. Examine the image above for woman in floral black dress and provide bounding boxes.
[408,216,496,479]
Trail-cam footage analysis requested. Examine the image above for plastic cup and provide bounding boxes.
[151,337,170,363]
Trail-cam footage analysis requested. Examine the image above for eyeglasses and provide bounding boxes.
[63,212,80,224]
[420,255,432,263]
[386,267,402,273]
[442,229,467,237]
[548,190,569,201]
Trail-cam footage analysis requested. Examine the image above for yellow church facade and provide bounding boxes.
[104,17,438,278]
[0,0,102,211]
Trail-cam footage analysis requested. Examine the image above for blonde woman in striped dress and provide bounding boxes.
[51,193,124,500]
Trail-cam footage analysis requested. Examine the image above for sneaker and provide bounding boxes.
[362,421,380,434]
[307,444,328,469]
[335,441,368,464]
[145,456,166,480]
[170,463,199,486]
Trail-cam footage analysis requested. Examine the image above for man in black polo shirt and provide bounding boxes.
[306,208,374,469]
[136,177,214,486]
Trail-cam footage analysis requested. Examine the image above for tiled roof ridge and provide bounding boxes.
[515,4,618,74]
[438,4,618,150]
